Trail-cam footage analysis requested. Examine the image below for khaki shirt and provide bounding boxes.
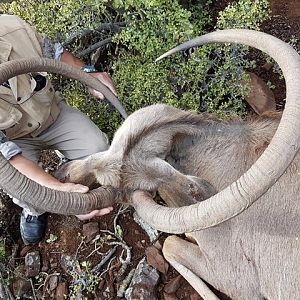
[0,15,61,139]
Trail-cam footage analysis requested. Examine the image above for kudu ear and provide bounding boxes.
[158,175,217,207]
[125,156,217,207]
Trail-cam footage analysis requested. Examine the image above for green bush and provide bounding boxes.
[1,0,108,43]
[112,0,270,121]
[1,0,271,138]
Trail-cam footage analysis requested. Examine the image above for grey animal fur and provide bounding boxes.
[58,104,298,299]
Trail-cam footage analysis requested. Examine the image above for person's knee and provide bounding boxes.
[75,131,109,159]
[91,132,110,153]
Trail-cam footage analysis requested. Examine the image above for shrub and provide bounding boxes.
[1,0,271,138]
[112,0,270,121]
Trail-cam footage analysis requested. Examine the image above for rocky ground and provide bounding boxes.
[0,0,299,299]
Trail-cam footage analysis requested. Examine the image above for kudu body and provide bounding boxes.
[1,30,300,299]
[162,111,299,300]
[59,105,299,299]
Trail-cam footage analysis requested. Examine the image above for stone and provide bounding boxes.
[153,240,163,251]
[82,222,99,243]
[60,255,74,273]
[145,246,169,274]
[163,292,179,300]
[12,278,31,298]
[25,251,40,277]
[55,282,68,300]
[125,258,160,300]
[164,275,182,294]
[245,72,276,115]
[190,292,202,300]
[48,275,58,291]
[20,245,33,257]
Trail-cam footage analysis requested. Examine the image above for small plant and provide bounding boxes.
[46,233,58,244]
[68,259,101,299]
[0,238,5,259]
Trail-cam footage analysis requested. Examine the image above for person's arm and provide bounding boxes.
[9,154,113,220]
[60,50,117,99]
[0,132,112,220]
[9,154,88,192]
[40,33,117,99]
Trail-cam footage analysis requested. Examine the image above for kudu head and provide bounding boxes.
[130,29,300,233]
[59,30,300,234]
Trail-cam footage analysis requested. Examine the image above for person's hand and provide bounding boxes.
[51,182,114,220]
[89,72,117,100]
[76,207,114,221]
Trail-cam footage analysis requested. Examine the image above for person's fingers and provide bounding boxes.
[67,183,89,193]
[76,207,114,220]
[89,88,105,100]
[91,72,117,96]
[52,182,89,193]
[97,206,114,215]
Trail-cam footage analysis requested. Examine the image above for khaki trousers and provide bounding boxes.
[13,101,109,215]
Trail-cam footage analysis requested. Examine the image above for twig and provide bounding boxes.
[75,237,86,259]
[98,256,116,279]
[100,229,115,236]
[116,268,135,298]
[63,22,125,46]
[30,278,37,300]
[113,205,128,241]
[133,212,159,242]
[42,272,60,299]
[108,241,131,277]
[0,264,14,300]
[76,38,112,58]
[86,244,104,259]
[91,246,118,274]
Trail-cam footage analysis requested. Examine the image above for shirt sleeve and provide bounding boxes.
[19,16,64,60]
[0,131,22,160]
[42,37,64,60]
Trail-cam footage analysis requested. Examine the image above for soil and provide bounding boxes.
[1,1,300,299]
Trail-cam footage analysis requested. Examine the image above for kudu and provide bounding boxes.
[1,30,300,299]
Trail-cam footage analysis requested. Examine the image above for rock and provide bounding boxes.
[261,62,273,71]
[269,0,300,17]
[164,292,179,300]
[153,240,163,251]
[125,258,160,300]
[82,222,99,243]
[20,245,33,257]
[245,72,276,115]
[25,251,40,277]
[55,282,68,300]
[145,246,169,274]
[164,275,182,294]
[48,275,58,291]
[61,255,74,273]
[41,258,50,272]
[190,292,202,300]
[12,278,31,298]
